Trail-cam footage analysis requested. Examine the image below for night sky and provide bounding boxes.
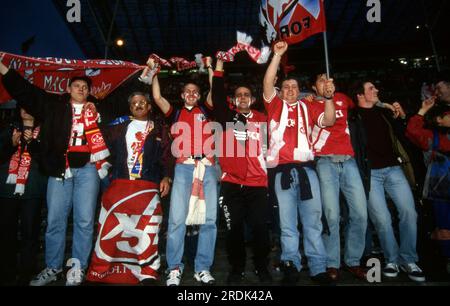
[0,0,84,59]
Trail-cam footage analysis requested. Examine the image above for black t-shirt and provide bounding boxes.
[359,107,398,169]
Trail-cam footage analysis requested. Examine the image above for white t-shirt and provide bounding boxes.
[126,120,149,177]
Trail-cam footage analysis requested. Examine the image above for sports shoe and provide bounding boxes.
[66,268,85,286]
[382,263,399,278]
[166,268,182,286]
[400,263,426,282]
[194,270,215,285]
[29,268,62,286]
[281,261,299,285]
[346,265,367,280]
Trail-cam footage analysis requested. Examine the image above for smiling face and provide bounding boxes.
[181,83,201,107]
[129,94,151,120]
[234,86,253,113]
[357,82,379,107]
[67,80,90,104]
[280,79,300,104]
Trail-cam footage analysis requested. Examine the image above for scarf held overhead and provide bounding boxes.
[0,52,143,104]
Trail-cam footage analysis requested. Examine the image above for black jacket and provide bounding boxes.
[348,106,424,197]
[2,69,110,178]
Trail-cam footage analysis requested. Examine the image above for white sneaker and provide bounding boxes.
[166,268,182,286]
[400,263,426,282]
[382,263,399,278]
[66,268,85,286]
[30,268,62,286]
[194,270,215,285]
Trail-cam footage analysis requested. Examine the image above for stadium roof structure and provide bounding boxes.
[53,0,449,69]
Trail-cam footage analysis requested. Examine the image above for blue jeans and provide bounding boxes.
[274,167,327,276]
[367,166,418,265]
[166,164,218,273]
[45,163,100,269]
[316,157,368,268]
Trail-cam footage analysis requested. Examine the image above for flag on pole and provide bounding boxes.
[0,52,143,104]
[260,0,326,45]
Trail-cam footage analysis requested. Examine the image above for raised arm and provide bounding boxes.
[147,58,171,115]
[405,97,436,151]
[211,59,235,125]
[205,56,214,108]
[321,78,336,127]
[263,41,287,100]
[0,56,53,120]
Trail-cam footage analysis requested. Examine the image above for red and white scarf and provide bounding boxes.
[183,157,212,225]
[6,127,40,195]
[216,31,271,64]
[65,104,111,179]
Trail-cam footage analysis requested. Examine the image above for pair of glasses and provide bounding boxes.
[132,101,148,106]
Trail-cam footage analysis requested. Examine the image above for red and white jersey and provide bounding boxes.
[219,110,268,187]
[312,92,355,156]
[166,105,215,164]
[264,91,325,166]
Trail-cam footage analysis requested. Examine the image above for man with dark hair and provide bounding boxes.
[147,58,218,286]
[310,73,368,281]
[263,41,336,285]
[0,60,110,286]
[211,58,271,284]
[350,81,425,282]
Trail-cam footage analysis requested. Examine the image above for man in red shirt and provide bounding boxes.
[211,59,271,284]
[148,59,217,286]
[310,73,368,281]
[263,41,336,285]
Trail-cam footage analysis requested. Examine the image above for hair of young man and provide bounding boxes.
[182,82,201,93]
[69,76,92,91]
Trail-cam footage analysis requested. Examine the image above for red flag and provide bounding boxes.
[0,52,143,104]
[260,0,326,45]
[87,179,162,284]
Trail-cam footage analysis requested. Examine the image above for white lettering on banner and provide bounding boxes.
[367,0,381,23]
[66,0,81,23]
[43,75,70,93]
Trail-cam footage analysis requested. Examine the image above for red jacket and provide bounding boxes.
[406,114,450,153]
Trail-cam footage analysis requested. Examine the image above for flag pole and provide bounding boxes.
[323,31,330,78]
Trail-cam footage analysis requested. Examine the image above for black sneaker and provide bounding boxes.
[281,261,299,285]
[227,271,245,285]
[255,267,273,284]
[400,263,426,282]
[311,272,334,286]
